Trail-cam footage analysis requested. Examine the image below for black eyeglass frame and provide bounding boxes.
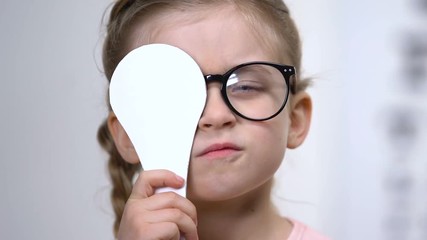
[204,61,297,121]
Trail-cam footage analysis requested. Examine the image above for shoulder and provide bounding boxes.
[287,219,331,240]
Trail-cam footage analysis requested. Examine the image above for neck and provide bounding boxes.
[191,179,293,240]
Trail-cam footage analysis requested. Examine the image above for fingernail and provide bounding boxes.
[176,175,185,184]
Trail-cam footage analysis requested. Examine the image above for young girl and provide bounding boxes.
[98,0,329,239]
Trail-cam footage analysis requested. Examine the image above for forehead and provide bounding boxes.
[125,4,288,71]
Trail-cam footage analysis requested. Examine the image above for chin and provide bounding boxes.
[187,182,254,204]
[187,187,230,202]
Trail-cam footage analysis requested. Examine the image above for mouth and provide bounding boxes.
[197,143,242,159]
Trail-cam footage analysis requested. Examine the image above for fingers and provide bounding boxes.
[130,169,185,199]
[140,222,180,239]
[142,192,197,223]
[144,208,198,240]
[117,170,198,240]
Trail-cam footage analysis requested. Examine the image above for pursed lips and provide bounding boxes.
[197,142,242,158]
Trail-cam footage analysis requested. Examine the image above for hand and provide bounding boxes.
[117,170,198,240]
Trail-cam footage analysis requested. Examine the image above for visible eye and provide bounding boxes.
[227,80,266,99]
[231,81,260,91]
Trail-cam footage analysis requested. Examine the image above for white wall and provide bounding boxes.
[0,1,114,239]
[1,0,426,240]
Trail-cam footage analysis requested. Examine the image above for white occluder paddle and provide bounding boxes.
[109,44,206,197]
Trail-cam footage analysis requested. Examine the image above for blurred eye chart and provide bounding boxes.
[329,0,427,239]
[380,1,427,240]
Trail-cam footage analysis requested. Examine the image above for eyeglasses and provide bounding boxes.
[204,61,296,121]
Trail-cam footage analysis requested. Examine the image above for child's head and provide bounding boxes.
[102,0,305,88]
[98,0,311,236]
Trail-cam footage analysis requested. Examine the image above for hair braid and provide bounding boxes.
[97,119,140,237]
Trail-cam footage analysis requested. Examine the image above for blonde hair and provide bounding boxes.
[98,0,306,236]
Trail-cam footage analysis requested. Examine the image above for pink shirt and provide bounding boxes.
[287,219,330,240]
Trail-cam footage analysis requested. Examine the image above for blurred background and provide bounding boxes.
[1,0,426,239]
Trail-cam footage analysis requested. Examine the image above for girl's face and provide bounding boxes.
[118,5,310,202]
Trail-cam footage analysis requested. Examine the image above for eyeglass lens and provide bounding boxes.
[224,64,289,120]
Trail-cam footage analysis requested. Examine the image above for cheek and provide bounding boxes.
[261,112,290,144]
[250,115,289,160]
[268,114,290,155]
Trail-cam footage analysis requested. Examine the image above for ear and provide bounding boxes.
[287,92,312,149]
[107,112,140,164]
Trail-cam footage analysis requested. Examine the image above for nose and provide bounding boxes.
[198,83,237,130]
